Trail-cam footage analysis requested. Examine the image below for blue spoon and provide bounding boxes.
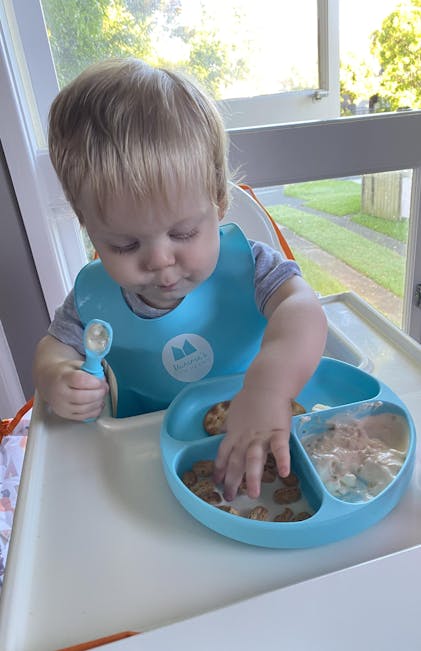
[81,319,113,378]
[81,319,113,420]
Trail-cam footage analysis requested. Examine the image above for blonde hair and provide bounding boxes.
[48,58,230,221]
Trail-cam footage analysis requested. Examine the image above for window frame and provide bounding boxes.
[222,0,340,128]
[228,111,421,338]
[1,0,421,340]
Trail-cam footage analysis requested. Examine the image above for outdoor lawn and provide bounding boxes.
[268,179,408,298]
[284,179,409,241]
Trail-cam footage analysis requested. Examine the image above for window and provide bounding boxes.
[37,0,421,126]
[1,0,421,340]
[39,0,338,128]
[256,171,412,328]
[229,112,421,338]
[340,0,421,117]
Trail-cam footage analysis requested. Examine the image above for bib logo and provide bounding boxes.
[162,333,214,382]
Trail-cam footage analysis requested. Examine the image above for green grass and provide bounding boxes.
[351,213,408,242]
[284,180,361,216]
[293,251,347,296]
[270,205,405,297]
[284,179,409,242]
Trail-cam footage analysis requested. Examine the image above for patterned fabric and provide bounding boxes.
[0,417,29,588]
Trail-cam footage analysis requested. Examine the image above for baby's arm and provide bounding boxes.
[214,275,327,500]
[33,334,109,420]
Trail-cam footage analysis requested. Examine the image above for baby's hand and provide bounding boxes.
[213,386,292,501]
[45,360,109,421]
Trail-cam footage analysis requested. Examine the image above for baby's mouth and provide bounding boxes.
[158,281,179,291]
[160,286,177,294]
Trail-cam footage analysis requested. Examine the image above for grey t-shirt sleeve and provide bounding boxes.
[251,240,302,314]
[47,288,85,356]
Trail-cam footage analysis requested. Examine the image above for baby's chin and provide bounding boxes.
[137,292,185,310]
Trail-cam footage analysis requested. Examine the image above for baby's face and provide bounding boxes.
[78,184,224,309]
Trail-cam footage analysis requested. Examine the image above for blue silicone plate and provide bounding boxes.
[160,357,416,548]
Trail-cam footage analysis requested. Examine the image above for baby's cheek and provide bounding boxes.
[103,259,133,285]
[193,245,219,278]
[194,258,218,283]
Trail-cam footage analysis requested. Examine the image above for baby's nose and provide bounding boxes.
[143,243,175,271]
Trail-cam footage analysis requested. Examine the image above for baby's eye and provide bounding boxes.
[170,228,198,241]
[110,242,139,254]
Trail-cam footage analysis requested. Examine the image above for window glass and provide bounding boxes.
[340,0,421,116]
[40,0,421,118]
[40,0,318,100]
[256,171,412,328]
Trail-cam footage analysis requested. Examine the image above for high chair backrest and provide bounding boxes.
[222,183,295,260]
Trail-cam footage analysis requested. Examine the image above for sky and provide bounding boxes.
[339,0,402,56]
[166,0,403,97]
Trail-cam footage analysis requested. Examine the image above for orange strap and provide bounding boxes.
[55,631,140,651]
[238,184,295,260]
[0,397,34,444]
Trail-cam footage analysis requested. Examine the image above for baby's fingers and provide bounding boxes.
[214,438,246,500]
[220,450,247,501]
[68,398,106,420]
[270,431,291,478]
[213,437,233,485]
[50,392,106,421]
[244,441,267,499]
[69,368,107,391]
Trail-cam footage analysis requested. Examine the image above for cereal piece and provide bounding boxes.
[273,508,294,522]
[181,470,197,488]
[237,474,248,495]
[191,478,216,497]
[192,460,214,477]
[265,452,276,470]
[218,505,241,516]
[203,398,304,436]
[292,511,312,521]
[203,400,231,435]
[202,491,222,505]
[281,471,299,487]
[273,485,302,504]
[311,403,331,412]
[262,467,277,483]
[291,399,306,416]
[248,506,269,521]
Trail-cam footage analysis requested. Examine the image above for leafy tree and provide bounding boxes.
[41,0,152,86]
[174,30,248,99]
[371,0,421,110]
[41,0,248,98]
[163,4,249,99]
[339,53,384,115]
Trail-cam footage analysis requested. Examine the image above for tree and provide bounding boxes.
[371,0,421,110]
[41,0,248,98]
[173,30,248,100]
[41,0,154,86]
[340,53,384,116]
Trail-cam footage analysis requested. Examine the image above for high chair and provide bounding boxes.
[1,185,421,651]
[222,183,294,259]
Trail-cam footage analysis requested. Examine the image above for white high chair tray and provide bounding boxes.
[1,292,421,651]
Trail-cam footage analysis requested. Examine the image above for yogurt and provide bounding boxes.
[85,322,110,353]
[302,413,407,502]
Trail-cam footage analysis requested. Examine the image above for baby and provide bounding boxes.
[33,58,327,500]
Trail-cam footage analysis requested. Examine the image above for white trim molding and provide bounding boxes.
[0,321,25,419]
